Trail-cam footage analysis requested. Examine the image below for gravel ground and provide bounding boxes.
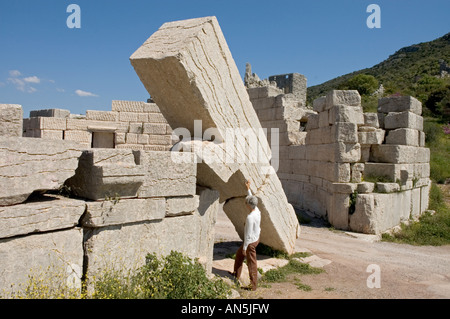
[213,208,450,299]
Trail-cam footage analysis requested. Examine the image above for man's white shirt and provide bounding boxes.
[243,189,261,251]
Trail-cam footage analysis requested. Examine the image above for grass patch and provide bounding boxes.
[3,251,231,299]
[424,118,450,184]
[382,183,450,245]
[262,258,324,283]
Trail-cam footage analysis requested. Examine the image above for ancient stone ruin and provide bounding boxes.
[247,69,430,234]
[0,16,430,295]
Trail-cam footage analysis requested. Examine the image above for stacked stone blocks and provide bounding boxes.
[23,100,173,151]
[249,88,431,235]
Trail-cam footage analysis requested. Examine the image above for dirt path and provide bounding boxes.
[213,209,450,299]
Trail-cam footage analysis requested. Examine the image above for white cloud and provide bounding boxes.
[23,76,41,84]
[8,77,26,91]
[9,70,21,77]
[56,88,65,93]
[75,89,98,97]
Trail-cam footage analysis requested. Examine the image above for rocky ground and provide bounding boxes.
[213,206,450,299]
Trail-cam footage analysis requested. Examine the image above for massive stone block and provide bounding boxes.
[0,228,83,295]
[0,195,86,239]
[130,16,300,253]
[0,104,23,137]
[0,137,83,206]
[65,149,146,201]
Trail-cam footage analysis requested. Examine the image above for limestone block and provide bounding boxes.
[386,128,420,146]
[329,182,357,194]
[328,105,364,125]
[420,183,430,213]
[384,111,423,131]
[325,90,361,109]
[0,194,86,239]
[66,119,119,131]
[135,151,196,198]
[65,149,146,201]
[376,182,400,193]
[64,130,92,144]
[137,134,149,144]
[119,112,139,122]
[356,182,375,193]
[148,113,168,124]
[370,145,430,164]
[130,16,299,253]
[115,143,144,150]
[165,195,200,217]
[306,142,360,163]
[378,96,422,115]
[410,188,421,219]
[363,112,379,128]
[143,123,167,135]
[137,113,149,122]
[419,131,426,147]
[38,129,64,140]
[86,110,118,122]
[364,163,429,183]
[83,198,165,227]
[305,113,319,130]
[351,163,365,183]
[312,96,326,113]
[349,191,411,234]
[0,228,83,294]
[328,193,349,230]
[128,123,144,134]
[148,134,172,145]
[333,122,358,143]
[318,110,330,127]
[112,100,145,113]
[358,129,385,145]
[288,145,306,160]
[84,187,219,279]
[0,137,83,206]
[30,109,70,118]
[126,133,138,144]
[39,117,67,130]
[0,104,23,137]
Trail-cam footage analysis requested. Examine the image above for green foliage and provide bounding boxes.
[4,251,231,299]
[307,32,450,123]
[256,243,289,259]
[262,258,323,283]
[382,183,450,246]
[339,74,379,96]
[424,119,450,184]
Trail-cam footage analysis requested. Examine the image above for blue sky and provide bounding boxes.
[0,0,449,117]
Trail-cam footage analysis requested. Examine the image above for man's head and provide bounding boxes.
[245,195,258,212]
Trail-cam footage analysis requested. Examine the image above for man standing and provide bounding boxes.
[231,179,261,291]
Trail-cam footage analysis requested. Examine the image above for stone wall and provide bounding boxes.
[23,100,173,151]
[248,84,431,234]
[0,104,218,295]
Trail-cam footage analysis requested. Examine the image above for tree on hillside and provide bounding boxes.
[339,74,379,96]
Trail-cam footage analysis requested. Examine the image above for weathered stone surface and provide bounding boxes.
[65,149,146,201]
[384,111,423,130]
[358,129,385,145]
[328,104,364,125]
[165,195,199,217]
[135,151,197,198]
[83,197,165,227]
[386,128,420,146]
[349,191,412,234]
[363,112,380,128]
[378,96,422,115]
[0,137,83,206]
[0,228,83,294]
[29,108,70,118]
[370,145,430,164]
[0,104,23,137]
[325,90,361,109]
[84,187,219,278]
[130,16,299,253]
[0,194,86,239]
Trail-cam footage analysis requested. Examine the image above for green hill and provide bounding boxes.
[307,32,450,120]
